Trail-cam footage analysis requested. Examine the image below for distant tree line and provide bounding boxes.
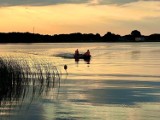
[0,30,160,43]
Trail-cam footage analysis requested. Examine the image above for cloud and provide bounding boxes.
[99,0,138,5]
[0,0,159,6]
[0,0,89,6]
[89,0,160,5]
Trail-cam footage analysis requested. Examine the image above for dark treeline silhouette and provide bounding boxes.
[0,30,160,43]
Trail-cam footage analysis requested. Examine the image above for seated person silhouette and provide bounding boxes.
[75,49,79,56]
[84,49,90,56]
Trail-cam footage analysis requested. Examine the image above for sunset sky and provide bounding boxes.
[0,0,159,35]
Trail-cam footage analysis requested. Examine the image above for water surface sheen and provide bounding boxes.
[0,43,160,120]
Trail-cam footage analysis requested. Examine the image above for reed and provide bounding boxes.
[0,54,61,115]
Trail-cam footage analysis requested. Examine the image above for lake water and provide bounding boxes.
[0,43,160,120]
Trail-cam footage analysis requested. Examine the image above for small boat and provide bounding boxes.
[74,54,91,60]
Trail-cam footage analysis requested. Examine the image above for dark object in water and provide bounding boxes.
[74,54,91,60]
[64,64,67,70]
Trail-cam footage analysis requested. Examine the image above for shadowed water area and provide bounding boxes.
[0,43,160,120]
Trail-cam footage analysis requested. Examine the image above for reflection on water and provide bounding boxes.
[0,43,160,120]
[58,79,160,104]
[75,58,91,67]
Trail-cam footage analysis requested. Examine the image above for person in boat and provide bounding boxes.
[84,49,90,56]
[74,49,79,56]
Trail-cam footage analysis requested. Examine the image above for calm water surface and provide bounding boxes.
[0,43,160,120]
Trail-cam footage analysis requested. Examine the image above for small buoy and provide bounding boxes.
[64,65,67,70]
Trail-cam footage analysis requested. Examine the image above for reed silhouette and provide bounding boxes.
[0,54,61,116]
